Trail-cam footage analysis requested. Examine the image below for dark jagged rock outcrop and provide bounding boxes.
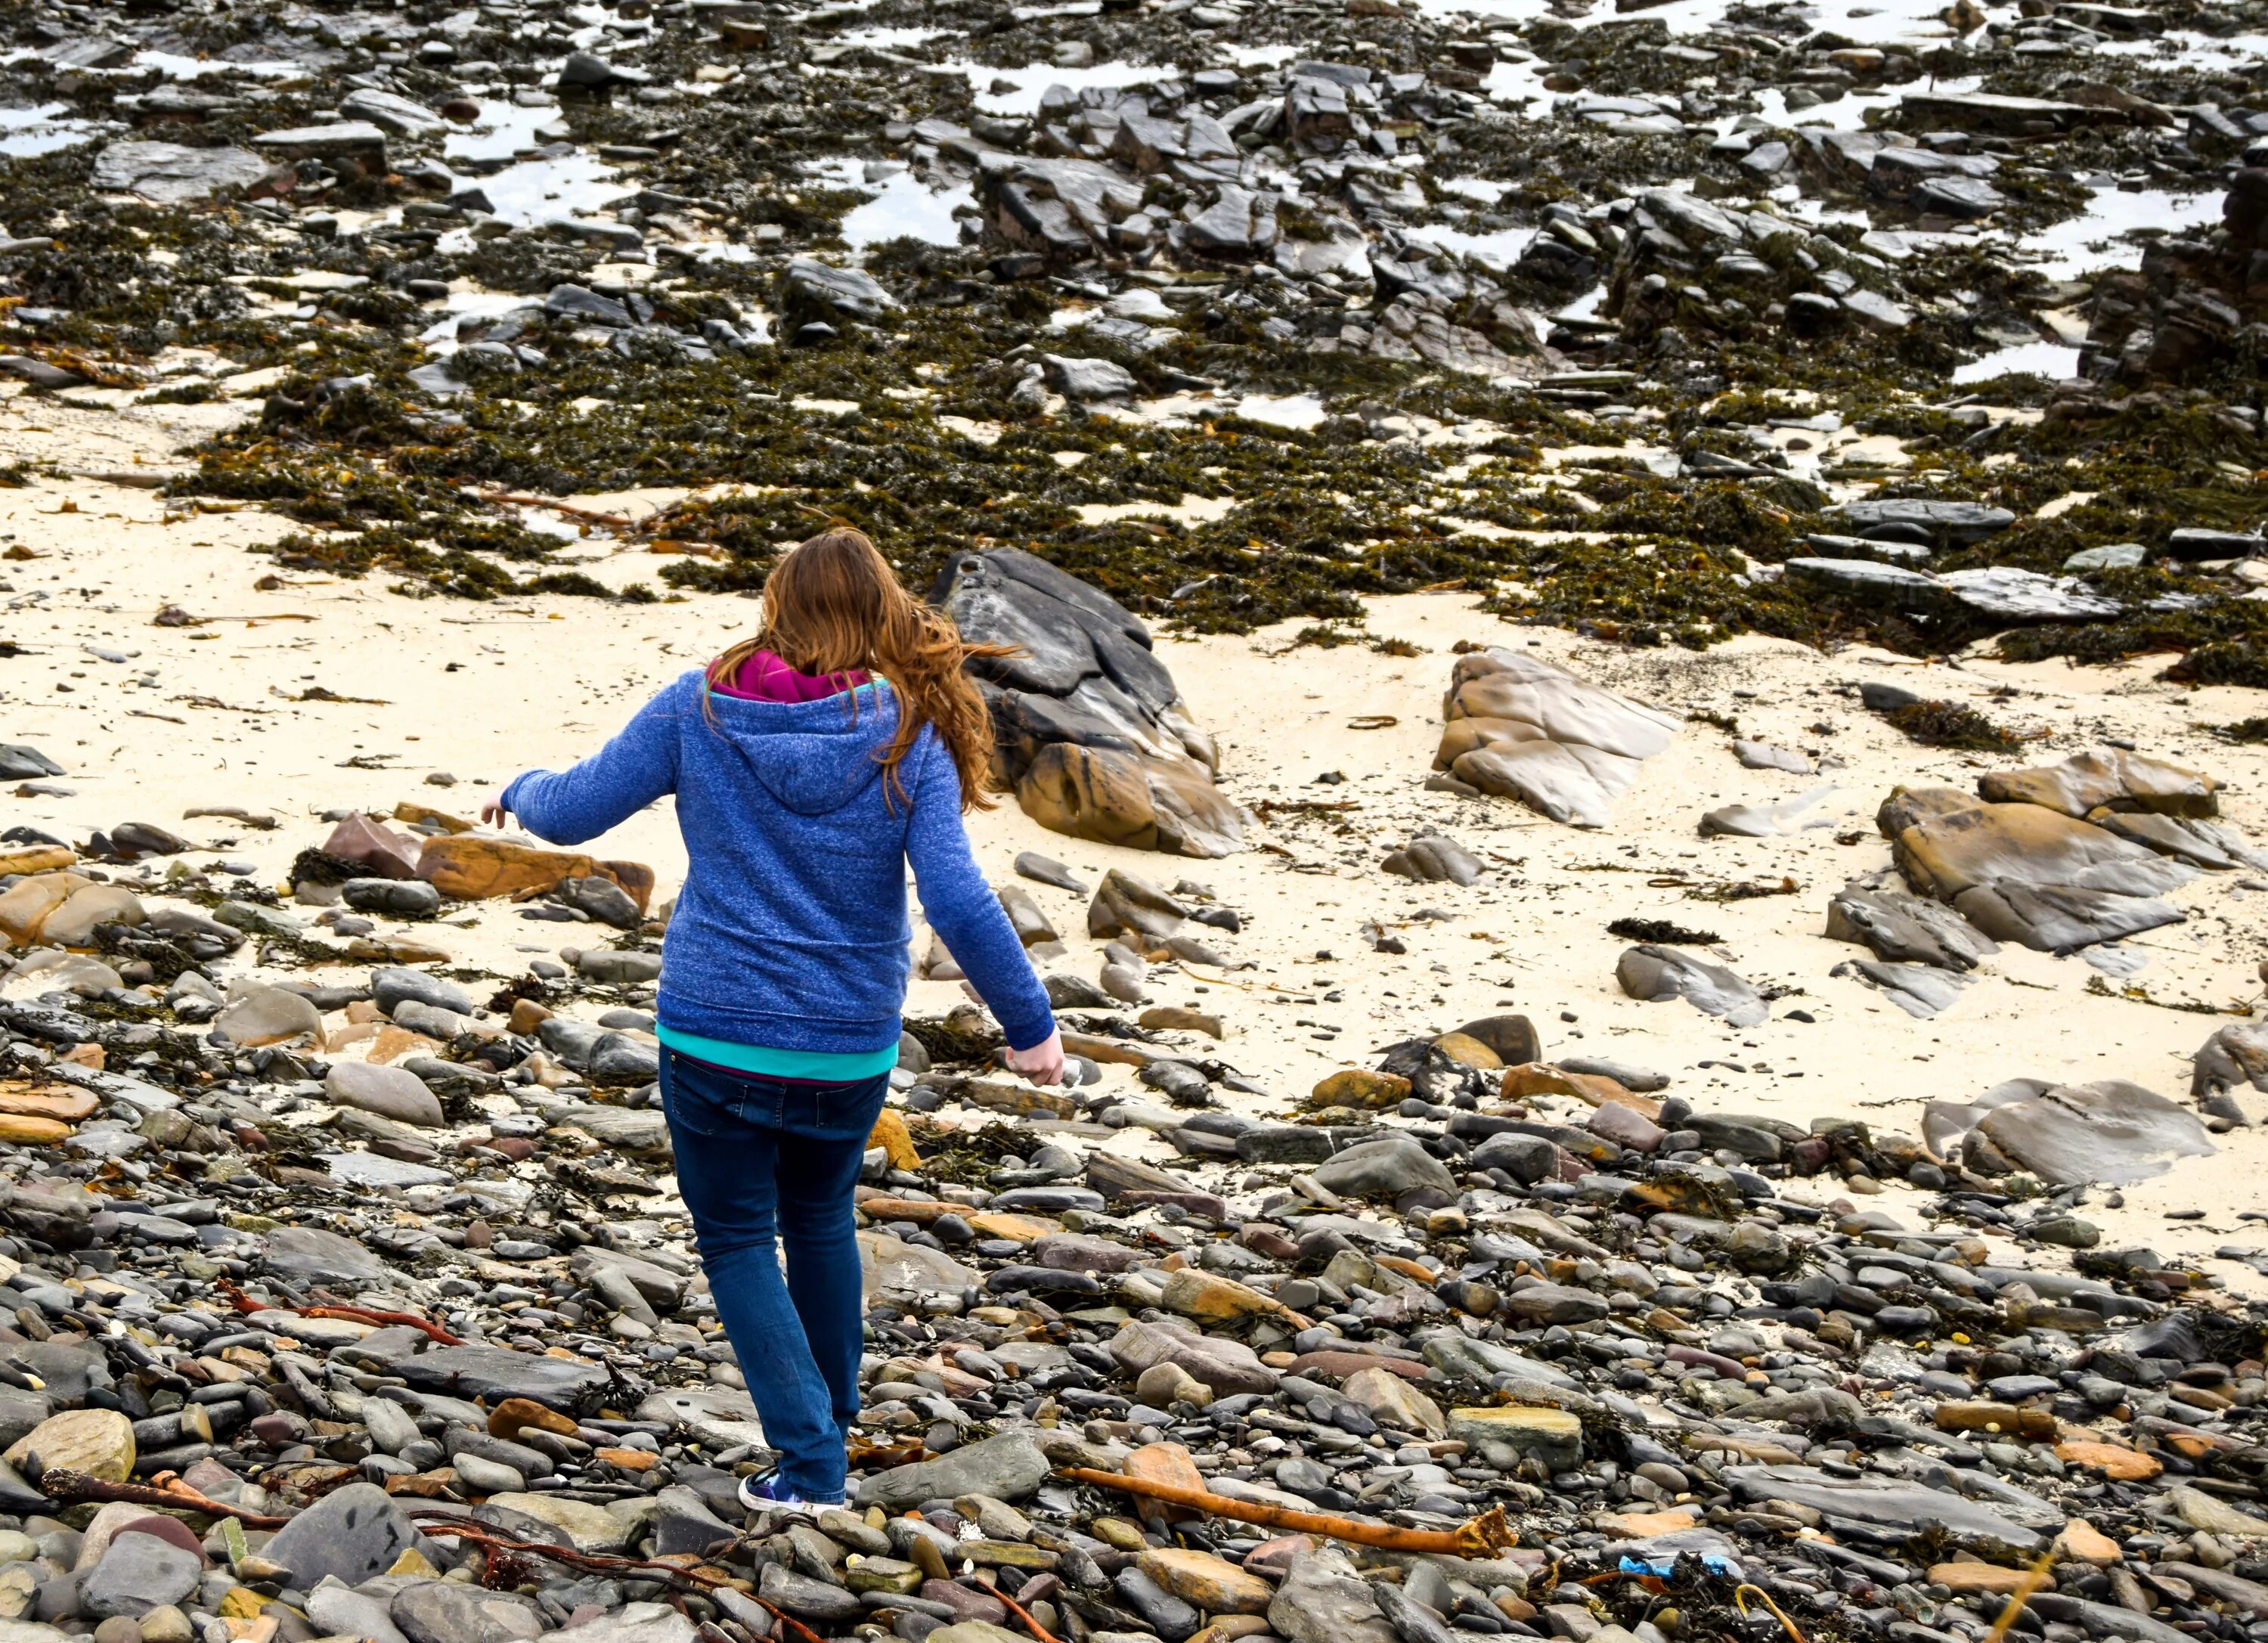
[2085,169,2268,386]
[932,548,1244,857]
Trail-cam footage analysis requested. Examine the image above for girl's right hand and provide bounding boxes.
[1005,1027,1066,1086]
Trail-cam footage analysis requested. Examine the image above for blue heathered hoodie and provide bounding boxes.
[500,671,1056,1055]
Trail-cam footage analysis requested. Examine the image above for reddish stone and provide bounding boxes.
[117,1516,207,1561]
[249,1412,308,1447]
[323,813,421,879]
[1284,1350,1430,1382]
[1241,1536,1313,1581]
[921,1581,1006,1625]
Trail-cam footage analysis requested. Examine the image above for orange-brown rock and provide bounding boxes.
[1598,1508,1703,1539]
[1978,749,2219,819]
[599,860,655,914]
[0,846,76,880]
[1374,1253,1439,1286]
[345,935,451,965]
[963,1211,1052,1244]
[0,1083,98,1123]
[1432,1031,1503,1071]
[1309,1069,1409,1108]
[1929,1562,2052,1596]
[0,871,88,947]
[415,835,653,909]
[1125,1440,1207,1526]
[1141,1006,1223,1038]
[0,1115,73,1144]
[2054,1520,2123,1564]
[1019,742,1163,851]
[855,1197,959,1224]
[418,835,600,900]
[2056,1438,2161,1480]
[1936,1401,2057,1440]
[868,1109,922,1172]
[392,800,476,835]
[367,1026,445,1065]
[1501,1062,1644,1110]
[1061,1031,1154,1068]
[957,1079,1076,1118]
[488,1397,579,1441]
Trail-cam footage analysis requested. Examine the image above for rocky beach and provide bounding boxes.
[6,0,2268,1635]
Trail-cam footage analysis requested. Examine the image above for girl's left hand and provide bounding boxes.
[480,792,512,827]
[1005,1027,1066,1086]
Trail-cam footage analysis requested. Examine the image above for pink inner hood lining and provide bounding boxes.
[710,649,869,704]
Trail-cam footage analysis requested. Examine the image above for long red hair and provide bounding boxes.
[706,529,1009,812]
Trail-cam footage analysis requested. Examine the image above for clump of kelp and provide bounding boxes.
[176,262,2264,666]
[1884,699,2025,752]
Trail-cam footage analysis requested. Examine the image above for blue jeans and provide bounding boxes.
[658,1046,888,1502]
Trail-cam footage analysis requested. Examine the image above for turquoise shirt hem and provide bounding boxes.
[655,1023,897,1082]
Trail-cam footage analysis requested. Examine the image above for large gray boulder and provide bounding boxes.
[1976,1080,2214,1186]
[1309,1136,1457,1198]
[1435,650,1679,828]
[265,1483,423,1589]
[392,1580,546,1643]
[396,1347,610,1411]
[931,549,1243,857]
[262,1226,390,1287]
[1926,1077,2215,1186]
[1269,1545,1399,1643]
[1726,1464,2050,1552]
[1882,786,2195,953]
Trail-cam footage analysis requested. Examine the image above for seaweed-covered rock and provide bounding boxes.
[1834,498,2015,546]
[782,259,898,326]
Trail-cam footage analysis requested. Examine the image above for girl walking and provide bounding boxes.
[485,529,1063,1510]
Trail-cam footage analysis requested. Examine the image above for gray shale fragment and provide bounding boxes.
[1616,944,1768,1027]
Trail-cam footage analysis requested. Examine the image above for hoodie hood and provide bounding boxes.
[703,679,899,817]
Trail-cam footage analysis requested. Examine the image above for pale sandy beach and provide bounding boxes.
[8,408,2266,1291]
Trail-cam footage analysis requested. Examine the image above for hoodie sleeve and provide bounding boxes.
[500,673,689,846]
[903,732,1057,1052]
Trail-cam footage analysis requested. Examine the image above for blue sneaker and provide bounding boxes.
[739,1471,844,1514]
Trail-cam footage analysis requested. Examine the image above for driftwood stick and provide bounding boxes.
[37,1468,291,1529]
[1981,1550,2059,1643]
[299,1305,464,1344]
[217,1279,463,1346]
[1054,1468,1515,1557]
